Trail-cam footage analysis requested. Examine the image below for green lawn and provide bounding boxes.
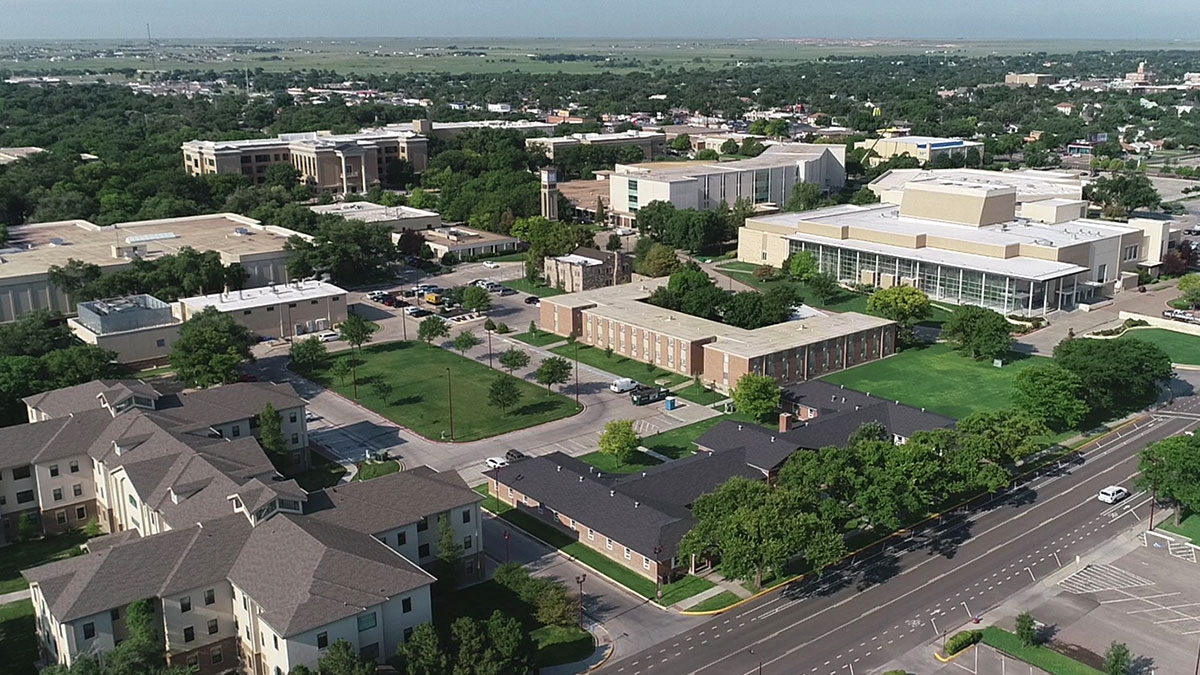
[438,580,593,668]
[640,413,753,460]
[685,590,742,612]
[289,453,348,492]
[981,627,1104,675]
[135,364,175,378]
[486,251,528,263]
[513,330,566,348]
[353,460,401,481]
[474,486,714,605]
[1160,512,1200,544]
[503,278,566,297]
[0,533,87,594]
[1120,328,1200,365]
[576,450,662,474]
[309,342,582,442]
[549,343,691,388]
[820,343,1049,420]
[0,601,37,675]
[672,383,728,406]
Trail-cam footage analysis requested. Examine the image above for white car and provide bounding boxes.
[305,411,319,423]
[482,260,500,269]
[485,457,509,469]
[317,331,340,343]
[1097,486,1130,504]
[609,377,639,393]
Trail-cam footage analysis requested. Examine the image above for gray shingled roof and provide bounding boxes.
[307,466,480,534]
[781,380,956,438]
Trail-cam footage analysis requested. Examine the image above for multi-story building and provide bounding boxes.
[607,143,847,227]
[176,280,348,340]
[543,247,632,293]
[854,136,985,166]
[866,167,1084,206]
[68,295,182,366]
[308,202,442,232]
[409,118,555,141]
[737,178,1176,315]
[0,213,301,324]
[16,380,482,675]
[538,280,895,392]
[1004,73,1058,87]
[525,130,667,160]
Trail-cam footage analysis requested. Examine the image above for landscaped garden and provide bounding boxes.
[503,278,566,297]
[549,343,691,388]
[308,341,582,442]
[671,382,727,406]
[1118,328,1200,365]
[981,626,1104,675]
[576,449,662,474]
[289,453,348,492]
[0,532,86,594]
[353,459,401,481]
[0,601,37,675]
[1159,512,1200,544]
[513,329,565,348]
[640,412,753,460]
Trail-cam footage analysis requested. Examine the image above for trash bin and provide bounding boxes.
[665,396,678,411]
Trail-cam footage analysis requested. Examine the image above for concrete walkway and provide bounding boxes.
[0,589,31,604]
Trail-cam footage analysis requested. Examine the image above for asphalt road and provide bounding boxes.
[604,401,1200,675]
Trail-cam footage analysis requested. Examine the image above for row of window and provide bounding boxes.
[585,527,654,570]
[240,298,338,316]
[47,461,80,477]
[178,588,217,613]
[181,618,220,643]
[0,489,36,506]
[50,484,85,501]
[53,505,88,525]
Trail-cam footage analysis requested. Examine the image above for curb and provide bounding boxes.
[584,620,616,672]
[933,644,976,663]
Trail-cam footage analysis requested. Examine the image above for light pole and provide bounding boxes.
[748,648,762,675]
[445,367,455,441]
[653,546,663,602]
[487,327,494,369]
[400,304,408,341]
[503,530,510,563]
[574,342,580,404]
[575,574,587,629]
[1149,489,1157,531]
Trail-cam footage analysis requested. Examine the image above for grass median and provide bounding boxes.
[981,626,1104,675]
[512,330,565,348]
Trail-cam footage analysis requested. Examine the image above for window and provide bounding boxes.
[266,306,275,312]
[643,556,651,570]
[360,643,379,660]
[73,484,82,497]
[273,634,278,649]
[69,461,79,473]
[82,623,95,640]
[397,531,406,546]
[606,537,613,551]
[243,310,252,316]
[211,647,223,665]
[587,528,594,541]
[53,488,62,501]
[242,594,248,611]
[463,535,472,550]
[0,496,5,505]
[291,433,299,444]
[417,516,428,532]
[208,619,219,635]
[128,494,138,509]
[56,511,67,525]
[13,466,31,480]
[183,626,195,643]
[1124,244,1139,261]
[403,627,414,641]
[311,300,319,305]
[155,339,166,347]
[180,596,191,613]
[187,655,199,668]
[110,608,119,621]
[289,412,297,424]
[418,543,430,558]
[231,425,241,438]
[288,303,297,308]
[317,632,328,649]
[49,464,59,477]
[76,506,87,520]
[204,589,215,605]
[16,490,34,504]
[624,547,631,560]
[461,509,471,524]
[357,612,377,632]
[569,519,577,530]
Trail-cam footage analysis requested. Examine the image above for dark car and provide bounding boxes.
[410,308,432,318]
[499,287,517,296]
[504,449,527,462]
[524,295,540,305]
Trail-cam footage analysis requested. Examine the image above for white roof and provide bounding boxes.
[309,202,439,222]
[870,168,1083,202]
[180,281,346,313]
[877,136,983,147]
[554,254,604,266]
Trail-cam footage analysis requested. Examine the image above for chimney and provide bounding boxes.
[778,412,792,433]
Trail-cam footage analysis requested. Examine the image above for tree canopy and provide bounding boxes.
[170,306,255,387]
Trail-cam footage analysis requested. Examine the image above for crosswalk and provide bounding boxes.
[1059,564,1154,595]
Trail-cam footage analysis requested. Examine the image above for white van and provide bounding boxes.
[609,378,638,393]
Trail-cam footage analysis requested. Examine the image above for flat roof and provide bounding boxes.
[614,143,832,183]
[0,214,299,281]
[309,201,439,222]
[556,179,610,208]
[180,280,346,313]
[869,168,1083,202]
[554,254,603,266]
[422,120,554,131]
[868,135,983,147]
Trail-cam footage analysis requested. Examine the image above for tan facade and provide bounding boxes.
[855,136,984,166]
[543,251,632,293]
[69,319,180,366]
[177,282,348,340]
[1005,73,1057,87]
[701,326,895,391]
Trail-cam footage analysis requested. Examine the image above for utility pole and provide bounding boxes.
[575,574,587,629]
[1149,489,1156,531]
[574,342,580,404]
[146,23,157,74]
[487,327,494,369]
[445,367,455,441]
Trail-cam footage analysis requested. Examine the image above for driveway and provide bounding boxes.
[1014,278,1182,355]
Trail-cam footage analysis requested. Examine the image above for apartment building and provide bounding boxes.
[525,130,667,160]
[538,280,895,393]
[854,136,984,166]
[737,178,1175,315]
[0,213,301,324]
[17,380,482,675]
[607,143,847,227]
[543,247,632,293]
[176,280,348,340]
[68,294,182,366]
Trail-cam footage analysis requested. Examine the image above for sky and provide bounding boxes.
[1,0,1199,41]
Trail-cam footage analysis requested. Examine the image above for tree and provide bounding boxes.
[1102,642,1132,675]
[535,356,572,393]
[731,373,781,422]
[330,359,351,386]
[18,511,39,542]
[264,163,301,189]
[942,305,1012,361]
[418,316,450,344]
[1178,272,1200,307]
[452,330,481,356]
[486,610,533,674]
[395,229,426,257]
[170,307,255,388]
[670,133,692,151]
[807,272,838,305]
[636,242,681,277]
[696,148,720,160]
[488,375,522,415]
[1087,173,1160,217]
[317,639,377,675]
[535,582,580,627]
[850,187,879,205]
[499,347,531,374]
[395,624,448,675]
[599,419,641,465]
[1012,363,1090,431]
[785,182,824,212]
[258,402,288,471]
[1053,338,1173,414]
[787,251,818,281]
[290,336,328,373]
[437,513,463,585]
[462,286,493,312]
[720,138,740,155]
[339,313,380,398]
[866,286,932,339]
[370,380,394,405]
[1138,435,1200,525]
[449,617,489,675]
[606,233,622,251]
[1015,611,1037,647]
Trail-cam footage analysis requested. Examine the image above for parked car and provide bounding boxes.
[305,411,319,423]
[482,260,500,269]
[485,457,509,469]
[615,227,636,236]
[609,377,639,393]
[316,331,340,343]
[524,296,540,306]
[504,449,528,462]
[1097,485,1130,504]
[1162,309,1200,324]
[499,287,517,296]
[409,308,432,318]
[630,386,670,406]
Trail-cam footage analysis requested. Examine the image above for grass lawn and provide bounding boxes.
[0,601,37,675]
[549,343,691,388]
[439,580,592,668]
[640,412,754,460]
[0,533,87,594]
[1120,328,1200,365]
[135,364,175,378]
[981,627,1104,675]
[289,453,347,492]
[513,330,566,348]
[503,278,566,297]
[685,590,742,613]
[485,251,528,263]
[309,341,581,442]
[576,450,662,474]
[353,460,401,481]
[1160,512,1200,544]
[820,343,1049,420]
[474,486,715,605]
[672,383,728,406]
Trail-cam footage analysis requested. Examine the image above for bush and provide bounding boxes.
[497,322,511,334]
[945,629,982,655]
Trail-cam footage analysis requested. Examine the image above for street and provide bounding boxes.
[602,399,1200,675]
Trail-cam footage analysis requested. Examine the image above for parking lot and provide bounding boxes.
[935,644,1052,675]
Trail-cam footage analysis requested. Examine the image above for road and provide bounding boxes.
[603,399,1200,675]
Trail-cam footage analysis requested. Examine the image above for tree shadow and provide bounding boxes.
[1130,654,1157,675]
[855,549,901,591]
[514,399,566,416]
[921,511,974,559]
[1036,622,1060,645]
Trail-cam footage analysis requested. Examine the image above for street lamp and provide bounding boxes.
[653,546,663,602]
[748,648,762,675]
[445,367,455,441]
[574,342,580,404]
[486,326,494,369]
[575,574,587,629]
[503,530,511,563]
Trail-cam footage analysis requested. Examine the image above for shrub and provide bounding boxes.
[496,322,511,334]
[945,629,982,655]
[1015,611,1037,647]
[882,671,910,675]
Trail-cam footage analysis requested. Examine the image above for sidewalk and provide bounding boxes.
[0,589,31,604]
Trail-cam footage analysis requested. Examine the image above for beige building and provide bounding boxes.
[538,280,895,392]
[543,247,632,293]
[416,226,521,260]
[308,201,441,231]
[0,213,302,324]
[1004,73,1058,87]
[410,118,555,141]
[737,178,1176,316]
[608,143,847,227]
[525,130,667,160]
[176,281,348,340]
[867,167,1085,206]
[68,295,182,366]
[854,136,985,166]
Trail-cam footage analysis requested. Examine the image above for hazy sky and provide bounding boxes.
[1,0,1198,41]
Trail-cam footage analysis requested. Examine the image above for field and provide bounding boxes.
[308,341,581,442]
[503,278,565,298]
[512,330,565,347]
[820,343,1048,420]
[549,343,690,388]
[0,532,87,594]
[1119,328,1200,365]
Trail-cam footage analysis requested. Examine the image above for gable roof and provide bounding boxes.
[307,465,481,534]
[781,380,956,439]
